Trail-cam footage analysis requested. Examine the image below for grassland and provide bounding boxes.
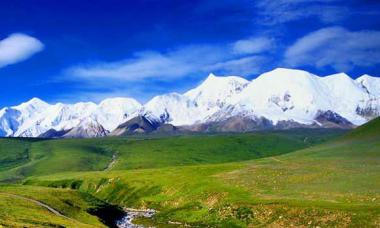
[0,138,33,172]
[0,129,342,182]
[0,184,114,227]
[0,124,379,227]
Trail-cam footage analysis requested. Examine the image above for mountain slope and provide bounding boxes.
[110,115,160,135]
[344,116,380,139]
[0,68,379,137]
[0,97,141,137]
[185,73,249,109]
[24,118,380,227]
[216,69,370,126]
[94,97,142,131]
[143,93,199,125]
[63,118,108,138]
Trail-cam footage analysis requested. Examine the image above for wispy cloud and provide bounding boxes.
[55,78,193,104]
[205,56,269,76]
[284,27,380,71]
[66,46,224,82]
[232,37,274,55]
[255,0,350,24]
[62,36,275,102]
[0,33,44,68]
[65,37,274,82]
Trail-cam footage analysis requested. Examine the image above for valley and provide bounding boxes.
[1,1,379,227]
[0,120,379,227]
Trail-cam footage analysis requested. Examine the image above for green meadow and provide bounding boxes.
[0,121,379,227]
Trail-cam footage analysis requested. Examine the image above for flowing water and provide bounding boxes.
[116,209,156,228]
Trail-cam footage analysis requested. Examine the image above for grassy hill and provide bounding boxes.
[0,184,124,227]
[0,138,34,172]
[0,138,114,182]
[0,129,343,182]
[0,124,378,227]
[344,116,380,140]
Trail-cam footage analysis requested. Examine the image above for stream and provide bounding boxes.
[116,208,156,228]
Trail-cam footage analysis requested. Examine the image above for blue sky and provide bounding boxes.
[0,0,379,106]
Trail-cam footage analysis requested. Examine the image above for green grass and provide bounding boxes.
[0,138,33,172]
[0,129,342,182]
[0,139,114,182]
[344,115,380,140]
[0,184,111,227]
[0,124,379,227]
[110,133,313,169]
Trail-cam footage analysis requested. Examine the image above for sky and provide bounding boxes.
[0,0,379,107]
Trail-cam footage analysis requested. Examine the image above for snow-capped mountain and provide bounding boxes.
[94,97,142,131]
[15,101,99,137]
[0,97,141,137]
[209,69,374,126]
[143,93,199,126]
[63,118,108,138]
[185,73,249,109]
[142,73,249,126]
[145,68,379,130]
[356,75,380,97]
[1,68,379,137]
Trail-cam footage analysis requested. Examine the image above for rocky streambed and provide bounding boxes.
[116,208,156,228]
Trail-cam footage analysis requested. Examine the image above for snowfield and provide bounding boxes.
[1,68,379,137]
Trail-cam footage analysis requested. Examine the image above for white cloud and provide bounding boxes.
[232,37,273,54]
[69,52,192,81]
[205,56,269,76]
[284,27,380,71]
[255,0,350,24]
[66,38,273,83]
[0,33,44,68]
[62,35,276,103]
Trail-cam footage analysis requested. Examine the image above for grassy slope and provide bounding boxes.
[0,138,32,172]
[227,119,380,204]
[110,133,312,169]
[0,184,108,227]
[1,125,378,227]
[23,122,380,227]
[0,129,346,227]
[0,139,114,182]
[0,129,342,182]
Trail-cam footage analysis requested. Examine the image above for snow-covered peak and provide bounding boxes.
[256,68,319,81]
[356,74,380,97]
[0,69,379,137]
[185,73,249,109]
[320,73,369,125]
[324,72,351,78]
[146,93,185,104]
[321,73,363,98]
[99,97,141,109]
[357,74,378,81]
[231,68,331,124]
[321,73,360,89]
[194,73,249,87]
[72,101,97,109]
[63,117,108,138]
[205,72,217,81]
[94,97,142,131]
[4,96,142,136]
[144,93,199,125]
[13,97,50,111]
[11,98,51,134]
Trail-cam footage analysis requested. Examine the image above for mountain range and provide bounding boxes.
[1,68,379,138]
